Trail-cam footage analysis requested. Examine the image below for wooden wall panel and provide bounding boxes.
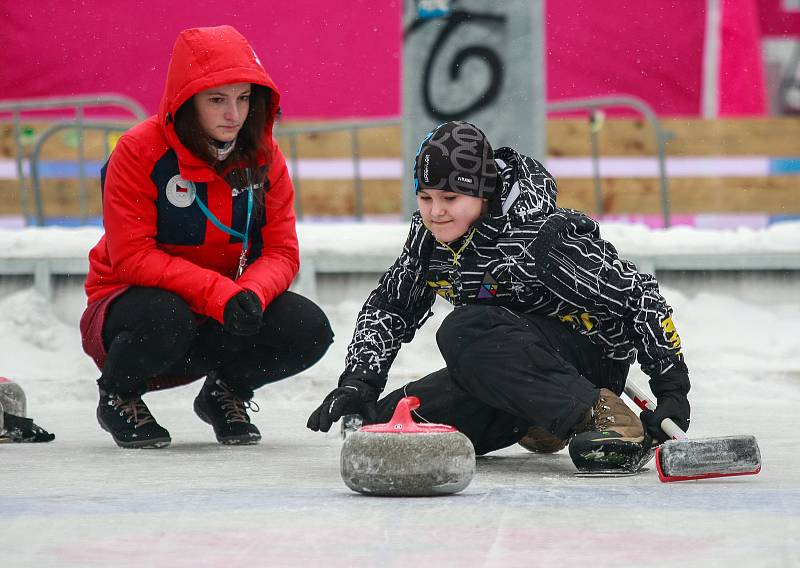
[2,118,797,219]
[557,177,800,214]
[547,117,800,157]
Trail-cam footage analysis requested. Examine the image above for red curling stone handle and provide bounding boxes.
[358,396,459,434]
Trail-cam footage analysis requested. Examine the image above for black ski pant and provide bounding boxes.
[99,287,333,397]
[375,305,629,455]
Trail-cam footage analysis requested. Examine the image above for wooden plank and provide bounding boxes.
[0,178,403,217]
[557,177,800,214]
[277,117,800,158]
[0,178,103,216]
[663,118,800,156]
[5,117,799,162]
[2,116,797,219]
[1,175,797,217]
[295,179,402,216]
[547,117,800,157]
[275,123,401,158]
[0,181,22,214]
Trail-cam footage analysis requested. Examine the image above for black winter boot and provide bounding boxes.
[193,376,261,445]
[97,388,171,449]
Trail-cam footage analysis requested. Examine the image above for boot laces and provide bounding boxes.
[110,395,155,428]
[211,381,260,424]
[593,395,616,431]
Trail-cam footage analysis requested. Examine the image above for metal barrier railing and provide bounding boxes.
[29,121,132,226]
[277,96,672,225]
[18,94,672,226]
[546,95,673,227]
[274,119,401,220]
[0,94,147,223]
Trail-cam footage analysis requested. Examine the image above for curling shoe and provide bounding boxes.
[97,389,171,449]
[575,388,645,441]
[569,388,649,472]
[194,376,261,445]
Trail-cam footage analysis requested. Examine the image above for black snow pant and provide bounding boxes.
[375,305,629,455]
[99,287,333,397]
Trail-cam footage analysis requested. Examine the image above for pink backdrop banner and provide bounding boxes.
[719,0,766,116]
[759,0,800,36]
[2,1,769,118]
[546,0,707,116]
[0,1,402,119]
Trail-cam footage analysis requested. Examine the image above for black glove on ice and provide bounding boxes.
[223,291,263,336]
[1,412,55,443]
[640,392,690,444]
[307,379,379,432]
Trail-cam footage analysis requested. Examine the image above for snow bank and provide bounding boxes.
[1,220,799,259]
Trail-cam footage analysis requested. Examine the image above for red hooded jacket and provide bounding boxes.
[84,26,299,324]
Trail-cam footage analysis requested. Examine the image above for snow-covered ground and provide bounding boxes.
[1,222,800,566]
[2,220,800,259]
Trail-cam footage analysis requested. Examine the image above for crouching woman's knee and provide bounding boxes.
[267,290,334,365]
[110,287,197,358]
[149,291,197,353]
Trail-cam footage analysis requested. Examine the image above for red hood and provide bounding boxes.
[158,25,280,179]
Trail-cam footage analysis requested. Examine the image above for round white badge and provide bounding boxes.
[165,175,197,208]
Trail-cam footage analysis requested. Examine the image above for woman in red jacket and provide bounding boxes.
[80,25,332,449]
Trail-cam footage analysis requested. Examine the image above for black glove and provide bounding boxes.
[307,379,379,432]
[640,392,690,443]
[1,412,55,443]
[223,291,263,336]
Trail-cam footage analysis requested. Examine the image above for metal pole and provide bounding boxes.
[28,121,131,227]
[655,130,672,228]
[701,0,721,119]
[289,133,302,220]
[547,95,672,227]
[530,0,547,161]
[12,109,29,223]
[0,94,148,120]
[30,143,45,227]
[351,127,364,220]
[102,128,110,160]
[589,110,603,217]
[76,106,87,224]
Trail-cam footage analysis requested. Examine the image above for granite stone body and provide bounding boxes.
[341,430,476,496]
[0,378,26,415]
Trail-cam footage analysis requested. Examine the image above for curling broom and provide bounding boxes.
[624,381,762,482]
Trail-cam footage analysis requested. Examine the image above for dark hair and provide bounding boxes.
[174,83,272,206]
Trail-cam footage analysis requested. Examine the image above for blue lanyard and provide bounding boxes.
[195,188,253,262]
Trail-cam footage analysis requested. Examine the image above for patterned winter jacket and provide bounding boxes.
[341,147,689,400]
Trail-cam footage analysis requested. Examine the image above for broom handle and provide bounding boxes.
[623,381,688,441]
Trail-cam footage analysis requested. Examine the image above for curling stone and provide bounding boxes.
[0,377,26,417]
[0,377,27,435]
[340,396,475,496]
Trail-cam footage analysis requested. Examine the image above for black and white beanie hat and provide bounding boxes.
[414,121,497,198]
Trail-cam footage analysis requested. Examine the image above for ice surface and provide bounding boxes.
[1,222,799,565]
[2,374,799,567]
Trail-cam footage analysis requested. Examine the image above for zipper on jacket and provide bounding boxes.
[435,227,476,305]
[437,228,476,268]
